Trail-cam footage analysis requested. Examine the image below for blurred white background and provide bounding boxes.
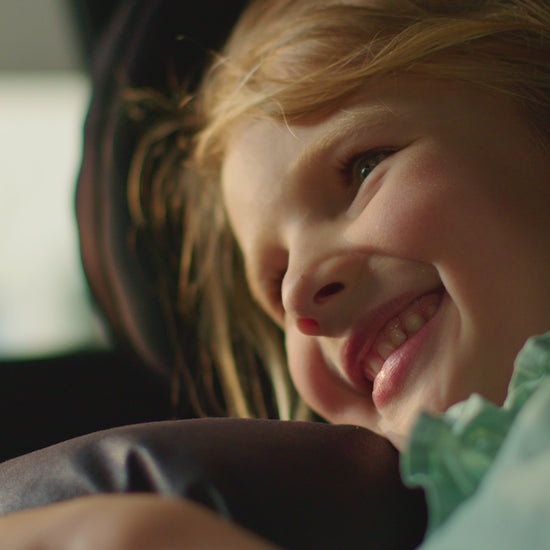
[0,0,106,358]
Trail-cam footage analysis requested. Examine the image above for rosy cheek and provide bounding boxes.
[285,327,371,423]
[351,160,461,260]
[349,193,440,262]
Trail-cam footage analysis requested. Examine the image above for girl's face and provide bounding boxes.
[221,78,550,449]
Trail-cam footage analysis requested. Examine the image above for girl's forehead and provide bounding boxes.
[222,76,505,169]
[223,80,398,163]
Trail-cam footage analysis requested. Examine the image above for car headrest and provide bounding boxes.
[75,0,248,376]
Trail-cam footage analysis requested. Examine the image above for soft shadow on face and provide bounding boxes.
[222,77,550,449]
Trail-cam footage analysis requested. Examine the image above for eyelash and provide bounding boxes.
[338,148,396,187]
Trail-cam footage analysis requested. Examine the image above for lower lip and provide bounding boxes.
[371,294,445,409]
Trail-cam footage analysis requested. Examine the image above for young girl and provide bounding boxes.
[168,0,550,457]
[1,0,550,548]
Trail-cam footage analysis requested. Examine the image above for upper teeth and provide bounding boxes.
[376,312,427,358]
[389,326,407,347]
[364,292,443,380]
[403,313,425,335]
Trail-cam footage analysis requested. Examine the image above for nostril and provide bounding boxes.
[314,282,345,303]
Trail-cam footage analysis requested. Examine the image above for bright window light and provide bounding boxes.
[0,72,107,358]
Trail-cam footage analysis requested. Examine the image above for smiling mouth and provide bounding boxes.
[360,291,444,383]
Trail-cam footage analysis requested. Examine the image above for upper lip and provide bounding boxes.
[340,288,442,388]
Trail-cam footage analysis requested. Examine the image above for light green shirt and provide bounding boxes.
[401,331,550,549]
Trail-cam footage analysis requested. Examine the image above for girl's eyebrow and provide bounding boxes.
[288,103,398,176]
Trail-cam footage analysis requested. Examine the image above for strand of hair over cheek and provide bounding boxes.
[232,274,296,420]
[207,274,252,418]
[196,194,300,419]
[123,81,299,419]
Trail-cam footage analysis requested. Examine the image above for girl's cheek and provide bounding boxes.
[348,182,446,260]
[286,332,384,434]
[349,152,469,263]
[285,327,367,423]
[285,327,322,409]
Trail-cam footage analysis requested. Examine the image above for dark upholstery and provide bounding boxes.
[0,418,427,550]
[0,351,171,463]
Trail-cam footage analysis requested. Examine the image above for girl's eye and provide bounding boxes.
[343,149,395,186]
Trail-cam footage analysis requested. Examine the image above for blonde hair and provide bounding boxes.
[129,0,550,419]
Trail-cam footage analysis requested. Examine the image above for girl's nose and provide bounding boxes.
[283,254,359,336]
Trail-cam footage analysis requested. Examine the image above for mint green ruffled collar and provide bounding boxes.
[400,331,550,534]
